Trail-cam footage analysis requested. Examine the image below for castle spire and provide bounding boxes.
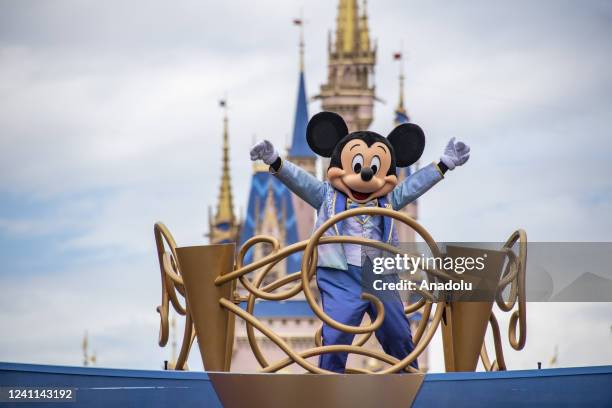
[359,0,370,53]
[293,12,305,72]
[391,49,418,245]
[208,99,242,244]
[318,0,376,133]
[289,17,315,160]
[215,99,235,225]
[286,14,318,240]
[393,50,410,125]
[336,0,360,55]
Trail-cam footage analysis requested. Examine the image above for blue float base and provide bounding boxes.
[1,362,611,407]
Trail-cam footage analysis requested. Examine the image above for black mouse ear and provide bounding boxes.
[387,123,425,167]
[306,111,348,157]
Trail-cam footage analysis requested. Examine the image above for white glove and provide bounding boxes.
[440,137,470,170]
[250,140,279,165]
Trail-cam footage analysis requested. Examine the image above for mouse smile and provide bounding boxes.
[349,189,371,201]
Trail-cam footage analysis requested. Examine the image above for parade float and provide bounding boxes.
[3,208,611,407]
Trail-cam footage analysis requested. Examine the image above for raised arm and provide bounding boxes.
[250,140,326,209]
[391,137,470,210]
[391,163,444,210]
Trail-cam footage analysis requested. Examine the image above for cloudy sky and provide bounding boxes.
[1,0,611,372]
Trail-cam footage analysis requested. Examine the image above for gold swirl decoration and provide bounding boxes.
[155,208,527,374]
[154,222,196,370]
[479,229,528,371]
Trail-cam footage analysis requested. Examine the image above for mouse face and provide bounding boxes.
[327,132,398,202]
[307,112,426,203]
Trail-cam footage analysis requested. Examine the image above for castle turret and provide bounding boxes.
[315,0,376,175]
[393,51,418,243]
[393,50,409,126]
[287,18,317,240]
[208,101,242,244]
[317,0,376,134]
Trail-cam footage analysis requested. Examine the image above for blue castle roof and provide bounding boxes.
[394,109,409,125]
[239,70,313,277]
[239,171,301,273]
[288,71,315,158]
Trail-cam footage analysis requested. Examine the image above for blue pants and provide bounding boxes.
[317,264,418,373]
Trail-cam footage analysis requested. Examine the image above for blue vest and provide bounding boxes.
[314,187,399,270]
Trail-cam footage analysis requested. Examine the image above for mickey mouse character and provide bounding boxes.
[250,111,469,373]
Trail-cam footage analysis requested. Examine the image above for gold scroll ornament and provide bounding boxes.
[155,206,527,374]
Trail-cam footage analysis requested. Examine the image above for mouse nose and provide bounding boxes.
[360,167,374,181]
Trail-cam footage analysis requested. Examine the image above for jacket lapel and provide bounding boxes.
[379,196,394,243]
[333,189,347,236]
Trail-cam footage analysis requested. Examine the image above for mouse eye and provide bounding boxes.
[352,154,364,173]
[371,156,381,174]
